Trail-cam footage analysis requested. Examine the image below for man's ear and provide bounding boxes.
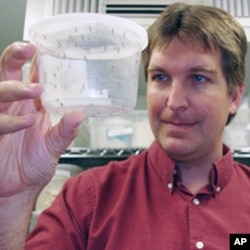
[229,84,244,115]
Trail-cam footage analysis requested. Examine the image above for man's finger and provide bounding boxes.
[0,113,36,135]
[47,111,85,157]
[0,81,43,103]
[0,42,36,81]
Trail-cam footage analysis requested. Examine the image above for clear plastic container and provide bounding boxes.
[29,13,148,116]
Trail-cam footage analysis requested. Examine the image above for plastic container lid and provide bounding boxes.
[29,13,148,60]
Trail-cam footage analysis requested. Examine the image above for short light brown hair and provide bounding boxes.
[142,2,247,95]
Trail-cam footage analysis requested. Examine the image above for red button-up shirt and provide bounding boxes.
[26,141,250,250]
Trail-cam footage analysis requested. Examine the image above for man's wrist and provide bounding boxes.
[0,188,41,250]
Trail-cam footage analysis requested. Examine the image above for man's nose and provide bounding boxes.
[166,82,188,112]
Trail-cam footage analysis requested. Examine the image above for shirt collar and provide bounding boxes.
[148,141,235,195]
[213,144,234,190]
[148,140,177,187]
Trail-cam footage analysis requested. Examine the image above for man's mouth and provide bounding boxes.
[164,120,197,134]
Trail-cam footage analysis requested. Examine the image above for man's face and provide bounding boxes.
[146,36,243,164]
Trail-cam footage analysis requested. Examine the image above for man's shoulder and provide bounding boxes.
[231,161,250,189]
[68,149,149,188]
[88,150,148,178]
[234,160,250,174]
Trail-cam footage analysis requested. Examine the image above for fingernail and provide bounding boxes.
[25,83,44,93]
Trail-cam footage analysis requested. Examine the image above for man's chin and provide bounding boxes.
[158,137,196,160]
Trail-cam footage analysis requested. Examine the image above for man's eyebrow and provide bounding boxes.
[190,66,217,75]
[147,65,218,75]
[147,65,165,73]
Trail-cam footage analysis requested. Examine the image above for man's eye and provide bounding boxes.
[193,75,206,83]
[152,74,168,82]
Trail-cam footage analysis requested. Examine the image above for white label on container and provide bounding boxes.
[107,127,133,138]
[55,169,71,177]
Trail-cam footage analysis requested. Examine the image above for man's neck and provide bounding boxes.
[177,162,213,195]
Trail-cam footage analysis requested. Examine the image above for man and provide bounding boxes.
[0,2,249,250]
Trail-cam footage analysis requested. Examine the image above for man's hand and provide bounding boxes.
[0,42,84,250]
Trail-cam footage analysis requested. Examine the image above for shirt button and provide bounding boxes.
[216,186,221,192]
[193,198,200,205]
[196,241,204,249]
[167,183,173,189]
